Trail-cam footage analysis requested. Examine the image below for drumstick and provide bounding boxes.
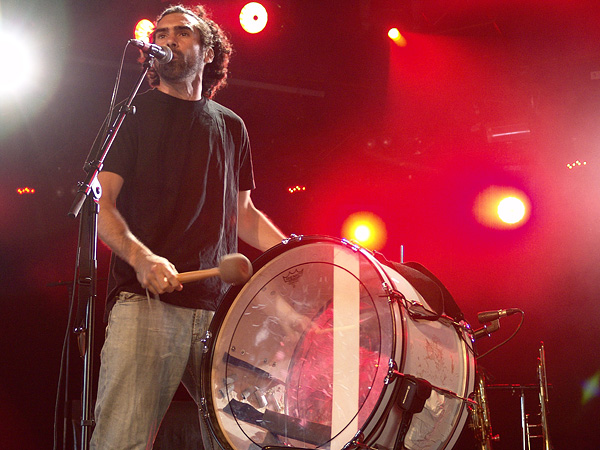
[176,253,253,285]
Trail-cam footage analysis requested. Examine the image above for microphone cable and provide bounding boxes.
[476,308,525,360]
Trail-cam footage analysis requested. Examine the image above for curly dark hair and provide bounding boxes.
[146,4,232,99]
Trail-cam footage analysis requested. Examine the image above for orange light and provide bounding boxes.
[497,197,526,224]
[288,185,306,194]
[240,2,268,34]
[134,19,155,43]
[388,28,407,47]
[474,186,531,229]
[17,187,36,195]
[566,159,587,170]
[341,212,387,250]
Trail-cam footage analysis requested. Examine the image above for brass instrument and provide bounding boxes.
[471,370,499,450]
[525,342,553,450]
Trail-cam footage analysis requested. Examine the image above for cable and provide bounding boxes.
[53,253,79,450]
[83,41,131,171]
[476,309,525,360]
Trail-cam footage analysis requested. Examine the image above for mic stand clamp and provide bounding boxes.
[473,319,500,341]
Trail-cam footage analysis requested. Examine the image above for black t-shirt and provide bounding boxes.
[102,89,255,314]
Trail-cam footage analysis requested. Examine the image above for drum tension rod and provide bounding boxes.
[341,435,378,450]
[383,282,405,304]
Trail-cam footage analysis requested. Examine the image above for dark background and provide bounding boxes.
[1,0,599,449]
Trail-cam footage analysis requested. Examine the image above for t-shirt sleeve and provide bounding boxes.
[238,120,256,191]
[101,112,138,179]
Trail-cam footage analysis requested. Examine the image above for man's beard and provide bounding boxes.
[156,52,202,83]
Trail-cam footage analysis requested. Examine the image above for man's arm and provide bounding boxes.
[97,171,182,295]
[237,190,286,252]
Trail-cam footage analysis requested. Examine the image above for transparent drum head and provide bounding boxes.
[204,238,396,450]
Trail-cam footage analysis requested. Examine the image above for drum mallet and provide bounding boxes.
[176,253,253,285]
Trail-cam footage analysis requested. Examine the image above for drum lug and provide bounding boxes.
[342,434,376,450]
[282,233,302,244]
[383,282,405,304]
[384,359,399,385]
[201,330,212,353]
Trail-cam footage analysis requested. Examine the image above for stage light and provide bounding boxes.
[388,27,407,47]
[240,2,268,34]
[341,212,387,251]
[288,185,306,194]
[17,187,36,195]
[566,159,587,170]
[474,186,531,229]
[134,19,155,43]
[0,29,38,96]
[354,224,371,242]
[497,197,526,224]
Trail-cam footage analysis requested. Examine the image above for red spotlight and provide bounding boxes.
[474,186,531,229]
[341,212,387,250]
[240,2,268,34]
[134,19,155,42]
[388,27,407,47]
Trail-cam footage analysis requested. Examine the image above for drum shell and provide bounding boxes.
[201,236,475,450]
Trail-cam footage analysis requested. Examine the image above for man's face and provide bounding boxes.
[153,12,206,83]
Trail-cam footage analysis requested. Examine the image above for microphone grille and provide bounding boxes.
[158,45,173,64]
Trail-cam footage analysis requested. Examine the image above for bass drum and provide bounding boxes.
[202,236,475,450]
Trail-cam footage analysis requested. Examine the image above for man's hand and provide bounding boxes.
[98,171,184,296]
[133,253,183,295]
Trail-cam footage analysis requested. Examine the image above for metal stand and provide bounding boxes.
[67,54,155,450]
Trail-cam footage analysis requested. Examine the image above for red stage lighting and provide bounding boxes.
[341,212,387,251]
[388,27,407,47]
[134,19,155,42]
[474,186,531,229]
[240,2,268,34]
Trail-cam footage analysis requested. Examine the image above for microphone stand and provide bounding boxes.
[67,54,155,450]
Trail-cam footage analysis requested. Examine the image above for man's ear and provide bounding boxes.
[205,47,214,63]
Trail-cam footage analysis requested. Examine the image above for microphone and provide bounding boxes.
[129,39,173,64]
[477,308,520,323]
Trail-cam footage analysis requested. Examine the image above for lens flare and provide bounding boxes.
[581,371,600,405]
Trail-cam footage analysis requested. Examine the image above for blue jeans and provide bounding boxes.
[90,292,215,450]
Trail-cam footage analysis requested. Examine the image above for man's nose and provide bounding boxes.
[165,35,178,48]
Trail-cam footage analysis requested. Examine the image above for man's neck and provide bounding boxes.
[157,78,203,101]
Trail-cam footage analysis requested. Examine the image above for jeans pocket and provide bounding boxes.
[115,291,147,304]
